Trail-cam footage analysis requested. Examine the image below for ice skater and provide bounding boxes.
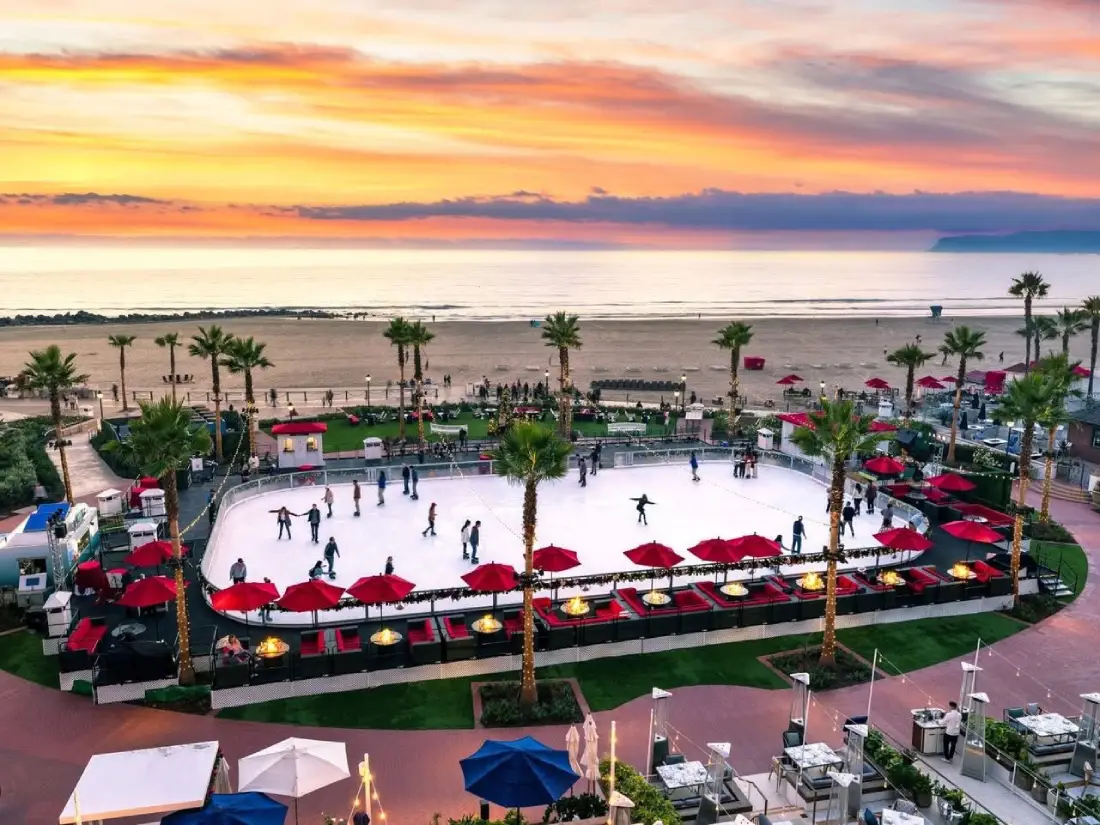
[880,501,894,530]
[323,485,334,518]
[469,520,481,563]
[352,479,362,516]
[631,494,655,525]
[270,506,297,540]
[377,470,387,505]
[578,456,587,487]
[307,503,322,543]
[461,519,472,559]
[590,445,599,476]
[689,451,699,481]
[791,516,806,554]
[402,463,411,495]
[853,483,863,515]
[410,466,420,500]
[229,558,247,585]
[308,560,324,579]
[842,501,856,536]
[865,481,876,514]
[384,555,394,575]
[423,502,437,536]
[323,536,340,576]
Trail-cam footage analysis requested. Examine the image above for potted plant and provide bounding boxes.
[1031,773,1052,804]
[1013,749,1037,791]
[910,770,934,809]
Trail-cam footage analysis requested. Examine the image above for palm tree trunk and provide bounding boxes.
[397,349,407,441]
[245,369,256,458]
[119,348,129,410]
[1023,297,1033,374]
[1040,426,1056,522]
[169,347,177,402]
[1010,425,1035,605]
[561,349,573,437]
[1062,332,1070,356]
[1089,321,1098,399]
[947,359,966,463]
[520,479,538,706]
[164,472,195,685]
[904,366,915,422]
[820,456,845,666]
[211,358,224,462]
[52,392,74,504]
[415,347,426,448]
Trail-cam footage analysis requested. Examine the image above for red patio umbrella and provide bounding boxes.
[865,378,891,390]
[277,578,345,625]
[777,374,803,386]
[462,563,519,615]
[532,546,581,573]
[687,538,740,563]
[117,575,179,608]
[864,455,906,475]
[212,581,280,627]
[926,473,976,493]
[125,540,187,568]
[347,574,416,623]
[624,542,683,568]
[873,527,934,552]
[729,534,783,559]
[917,376,946,389]
[941,519,1003,562]
[940,375,958,383]
[869,420,897,433]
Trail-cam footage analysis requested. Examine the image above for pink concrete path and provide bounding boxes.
[0,491,1094,825]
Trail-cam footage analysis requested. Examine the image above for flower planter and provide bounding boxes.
[1013,770,1034,791]
[1031,782,1050,803]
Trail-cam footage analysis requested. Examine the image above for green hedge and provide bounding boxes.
[600,760,680,825]
[0,418,65,510]
[91,424,140,478]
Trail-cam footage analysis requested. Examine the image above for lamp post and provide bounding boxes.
[544,369,550,400]
[820,380,827,402]
[365,374,371,408]
[95,390,104,422]
[680,373,687,412]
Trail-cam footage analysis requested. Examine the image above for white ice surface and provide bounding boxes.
[204,463,912,626]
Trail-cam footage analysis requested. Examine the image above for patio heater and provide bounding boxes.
[606,790,634,825]
[823,769,860,824]
[960,692,989,781]
[844,722,868,814]
[959,661,982,720]
[1070,692,1100,777]
[696,742,730,825]
[788,672,811,739]
[649,687,673,772]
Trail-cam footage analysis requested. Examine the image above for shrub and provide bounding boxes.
[479,681,582,727]
[769,646,871,690]
[599,760,680,825]
[1027,520,1075,543]
[1005,593,1063,624]
[0,420,65,510]
[542,794,607,824]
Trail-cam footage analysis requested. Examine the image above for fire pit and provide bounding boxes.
[798,572,826,591]
[561,596,591,616]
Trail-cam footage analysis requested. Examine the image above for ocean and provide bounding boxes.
[0,246,1095,320]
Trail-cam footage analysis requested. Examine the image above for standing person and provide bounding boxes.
[323,485,334,518]
[689,451,700,482]
[410,466,420,500]
[631,494,655,525]
[271,506,295,540]
[842,501,856,536]
[402,463,411,495]
[853,483,863,515]
[377,470,387,506]
[880,501,894,530]
[423,502,437,536]
[595,440,603,471]
[590,445,599,476]
[352,479,361,517]
[229,558,247,585]
[307,503,322,543]
[469,520,481,563]
[384,555,394,576]
[865,481,877,515]
[323,536,340,575]
[748,453,758,478]
[791,516,806,554]
[461,519,472,559]
[260,577,274,621]
[207,489,218,526]
[942,701,963,763]
[578,456,588,487]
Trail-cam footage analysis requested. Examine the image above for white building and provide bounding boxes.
[271,421,327,469]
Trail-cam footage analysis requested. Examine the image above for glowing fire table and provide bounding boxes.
[255,637,289,659]
[370,628,403,646]
[471,615,503,634]
[798,572,826,591]
[948,563,976,581]
[561,596,591,616]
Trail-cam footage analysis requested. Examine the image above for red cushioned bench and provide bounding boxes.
[336,627,361,652]
[789,575,860,599]
[407,618,435,644]
[67,618,108,654]
[972,560,1003,583]
[618,587,711,615]
[299,631,325,656]
[443,616,469,639]
[905,566,942,594]
[532,597,626,627]
[697,580,790,608]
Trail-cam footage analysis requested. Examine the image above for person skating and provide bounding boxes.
[229,558,247,585]
[307,503,322,543]
[590,445,599,476]
[865,481,877,514]
[323,536,340,576]
[791,516,806,554]
[308,560,324,579]
[631,494,655,525]
[270,506,297,540]
[410,466,420,500]
[469,520,481,563]
[842,501,856,536]
[578,456,587,487]
[377,470,387,505]
[461,519,472,559]
[853,483,863,515]
[880,501,894,530]
[260,577,274,621]
[689,451,699,481]
[423,502,437,536]
[323,485,334,518]
[384,555,394,576]
[402,464,411,495]
[352,479,361,517]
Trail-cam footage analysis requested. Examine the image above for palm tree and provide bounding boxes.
[383,318,413,442]
[19,346,89,504]
[108,334,137,410]
[1055,307,1087,356]
[939,326,986,463]
[105,398,211,684]
[1008,271,1049,373]
[406,321,435,448]
[789,400,887,666]
[886,343,935,421]
[995,372,1060,604]
[188,325,235,462]
[155,333,181,401]
[223,336,274,458]
[1032,316,1058,361]
[1081,296,1100,399]
[492,422,571,704]
[541,312,583,437]
[712,322,754,429]
[1033,354,1082,522]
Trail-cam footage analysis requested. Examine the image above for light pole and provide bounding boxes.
[680,373,687,412]
[544,369,550,400]
[365,374,371,408]
[819,380,826,402]
[95,390,104,422]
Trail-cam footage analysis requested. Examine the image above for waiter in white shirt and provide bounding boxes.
[942,701,963,763]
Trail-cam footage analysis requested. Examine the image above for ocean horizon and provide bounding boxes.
[1,246,1096,321]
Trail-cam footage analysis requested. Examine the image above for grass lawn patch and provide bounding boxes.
[837,613,1024,673]
[0,630,58,687]
[479,680,583,727]
[1032,541,1088,597]
[767,644,872,691]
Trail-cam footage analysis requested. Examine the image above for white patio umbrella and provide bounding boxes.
[566,724,582,775]
[581,714,600,791]
[238,737,350,825]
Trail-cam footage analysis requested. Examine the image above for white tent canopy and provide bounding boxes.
[59,741,221,824]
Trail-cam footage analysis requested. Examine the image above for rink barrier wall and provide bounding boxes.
[207,592,1014,710]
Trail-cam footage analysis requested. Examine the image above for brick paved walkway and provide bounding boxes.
[0,491,1094,824]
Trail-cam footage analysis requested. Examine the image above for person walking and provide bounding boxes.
[423,502,437,537]
[631,494,654,525]
[410,466,420,500]
[377,470,387,506]
[791,516,806,554]
[469,520,481,563]
[384,555,394,576]
[578,456,587,487]
[271,506,296,540]
[460,519,472,559]
[260,576,274,621]
[402,464,411,495]
[229,558,247,585]
[307,503,322,543]
[880,501,894,530]
[689,451,699,482]
[323,536,340,575]
[590,445,599,476]
[942,701,962,763]
[748,453,757,478]
[865,481,876,515]
[842,501,856,536]
[352,479,361,517]
[323,485,334,518]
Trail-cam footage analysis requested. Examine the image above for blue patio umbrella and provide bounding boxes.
[461,736,580,809]
[161,792,288,825]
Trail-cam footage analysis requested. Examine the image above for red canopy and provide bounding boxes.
[873,527,934,552]
[865,378,891,390]
[864,456,906,475]
[137,476,160,488]
[917,376,946,389]
[728,534,782,559]
[212,581,280,612]
[117,576,179,609]
[462,563,519,592]
[940,375,958,383]
[277,578,345,612]
[125,540,186,567]
[869,420,898,433]
[941,520,1004,544]
[777,374,803,385]
[532,545,581,573]
[687,538,740,563]
[346,574,416,605]
[926,473,976,493]
[624,542,684,569]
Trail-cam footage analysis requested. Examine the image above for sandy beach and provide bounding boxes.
[1,315,1090,410]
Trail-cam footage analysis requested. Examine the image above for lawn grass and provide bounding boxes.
[1031,541,1088,597]
[0,629,58,687]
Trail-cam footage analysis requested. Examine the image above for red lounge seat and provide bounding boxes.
[973,560,1002,583]
[443,616,469,639]
[923,488,950,502]
[336,629,361,652]
[68,618,108,653]
[533,597,551,610]
[407,619,434,644]
[299,633,324,656]
[673,590,710,612]
[503,617,523,635]
[595,600,623,620]
[347,415,360,426]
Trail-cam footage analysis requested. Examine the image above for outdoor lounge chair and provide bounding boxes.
[1004,707,1027,732]
[408,618,442,665]
[441,615,476,661]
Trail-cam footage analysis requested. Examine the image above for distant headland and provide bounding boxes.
[0,308,342,328]
[930,230,1100,253]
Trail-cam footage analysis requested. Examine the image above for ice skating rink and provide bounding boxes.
[204,462,911,624]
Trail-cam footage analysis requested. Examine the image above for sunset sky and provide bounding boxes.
[2,0,1099,246]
